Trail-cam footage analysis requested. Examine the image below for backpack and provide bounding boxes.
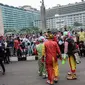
[66,38,76,54]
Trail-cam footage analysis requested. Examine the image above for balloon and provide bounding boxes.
[62,60,66,65]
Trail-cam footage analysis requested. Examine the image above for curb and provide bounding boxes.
[10,56,35,61]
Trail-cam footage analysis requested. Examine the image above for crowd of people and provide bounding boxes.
[0,33,40,74]
[35,28,85,85]
[0,27,85,85]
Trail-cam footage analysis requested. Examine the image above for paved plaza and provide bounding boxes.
[0,57,85,85]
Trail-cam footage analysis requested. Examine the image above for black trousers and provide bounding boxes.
[4,54,10,63]
[17,49,22,58]
[0,60,5,73]
[80,49,85,57]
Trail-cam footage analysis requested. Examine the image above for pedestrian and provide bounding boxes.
[4,42,10,64]
[36,38,47,79]
[78,29,85,42]
[64,34,79,80]
[0,42,5,75]
[43,34,61,85]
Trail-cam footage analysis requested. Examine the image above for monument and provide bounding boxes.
[40,0,46,32]
[0,8,4,35]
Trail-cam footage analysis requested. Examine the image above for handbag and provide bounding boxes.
[74,53,81,64]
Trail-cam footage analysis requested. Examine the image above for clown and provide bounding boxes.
[36,38,47,78]
[43,34,61,85]
[64,33,78,80]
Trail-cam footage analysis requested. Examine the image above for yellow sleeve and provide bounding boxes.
[42,44,45,57]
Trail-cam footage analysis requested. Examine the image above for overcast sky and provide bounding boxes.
[0,0,82,9]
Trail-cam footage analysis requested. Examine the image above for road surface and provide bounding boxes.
[0,57,85,85]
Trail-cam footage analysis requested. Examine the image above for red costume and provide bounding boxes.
[43,39,61,84]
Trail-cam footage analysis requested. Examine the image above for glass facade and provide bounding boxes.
[0,3,40,30]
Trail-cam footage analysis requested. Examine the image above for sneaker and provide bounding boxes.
[46,80,50,84]
[50,81,54,85]
[54,77,58,83]
[42,75,47,79]
[67,74,77,80]
[47,80,54,85]
[42,73,47,79]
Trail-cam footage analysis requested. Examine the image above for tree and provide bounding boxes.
[74,22,82,26]
[31,27,39,33]
[68,26,73,31]
[4,28,16,34]
[19,28,30,34]
[19,27,40,34]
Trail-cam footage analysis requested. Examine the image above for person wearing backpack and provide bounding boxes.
[64,34,78,80]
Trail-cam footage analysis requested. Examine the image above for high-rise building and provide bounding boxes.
[0,3,40,33]
[0,8,4,35]
[34,1,85,30]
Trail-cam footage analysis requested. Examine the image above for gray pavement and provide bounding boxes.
[10,56,35,61]
[0,58,85,85]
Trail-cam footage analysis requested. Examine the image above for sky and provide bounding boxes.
[0,0,82,10]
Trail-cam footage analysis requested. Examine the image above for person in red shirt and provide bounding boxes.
[14,37,21,56]
[43,34,61,85]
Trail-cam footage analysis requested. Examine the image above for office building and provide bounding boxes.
[0,3,40,33]
[34,1,85,30]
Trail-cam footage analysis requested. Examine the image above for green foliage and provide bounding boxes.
[4,27,40,34]
[68,26,73,31]
[74,22,82,26]
[5,28,16,34]
[19,27,40,34]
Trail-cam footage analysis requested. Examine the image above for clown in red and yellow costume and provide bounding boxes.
[42,34,61,85]
[64,34,78,80]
